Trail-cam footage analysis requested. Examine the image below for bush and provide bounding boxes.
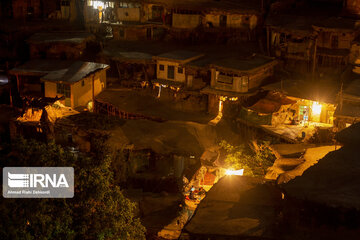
[0,138,145,240]
[219,140,276,177]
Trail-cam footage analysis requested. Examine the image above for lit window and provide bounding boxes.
[178,67,183,74]
[159,64,164,71]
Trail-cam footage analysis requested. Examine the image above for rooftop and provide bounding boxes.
[144,0,264,13]
[266,14,359,33]
[27,31,95,44]
[10,60,109,84]
[154,50,203,62]
[262,79,340,104]
[102,40,260,63]
[95,88,213,123]
[211,55,276,73]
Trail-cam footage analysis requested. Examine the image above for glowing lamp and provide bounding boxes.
[312,102,322,115]
[92,1,105,9]
[225,169,244,176]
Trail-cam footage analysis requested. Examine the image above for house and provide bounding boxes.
[266,9,360,73]
[100,46,155,87]
[201,55,277,114]
[9,60,109,109]
[11,0,75,20]
[84,0,166,41]
[27,32,96,60]
[262,79,338,126]
[237,78,340,143]
[343,0,360,17]
[151,0,265,42]
[12,0,43,19]
[265,15,316,72]
[313,17,360,71]
[152,50,204,90]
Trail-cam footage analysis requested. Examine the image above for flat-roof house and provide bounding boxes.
[202,55,277,114]
[9,60,109,109]
[152,50,204,89]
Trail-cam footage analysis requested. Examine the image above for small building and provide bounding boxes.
[266,13,360,73]
[11,0,76,21]
[262,79,338,126]
[265,14,316,72]
[12,0,43,19]
[27,32,96,60]
[9,60,109,109]
[152,50,204,89]
[100,46,155,87]
[313,17,359,71]
[202,55,277,114]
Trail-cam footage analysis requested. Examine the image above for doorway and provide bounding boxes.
[167,65,175,79]
[220,15,227,27]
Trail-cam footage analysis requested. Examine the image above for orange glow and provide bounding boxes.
[312,102,322,116]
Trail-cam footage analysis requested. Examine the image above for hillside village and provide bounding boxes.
[1,0,360,239]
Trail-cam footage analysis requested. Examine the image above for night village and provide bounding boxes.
[0,0,360,239]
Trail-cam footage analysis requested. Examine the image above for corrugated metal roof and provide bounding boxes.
[10,60,109,84]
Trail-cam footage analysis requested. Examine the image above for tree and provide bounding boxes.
[219,140,276,177]
[0,138,145,240]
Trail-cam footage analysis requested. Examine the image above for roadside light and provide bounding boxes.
[225,169,244,176]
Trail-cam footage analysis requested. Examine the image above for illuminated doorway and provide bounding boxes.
[299,105,309,122]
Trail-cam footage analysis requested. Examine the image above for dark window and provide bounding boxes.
[56,83,71,98]
[119,28,125,38]
[159,64,164,71]
[151,6,164,22]
[331,35,339,49]
[217,73,233,84]
[178,67,183,74]
[220,15,227,27]
[81,80,85,86]
[167,66,175,79]
[61,0,70,6]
